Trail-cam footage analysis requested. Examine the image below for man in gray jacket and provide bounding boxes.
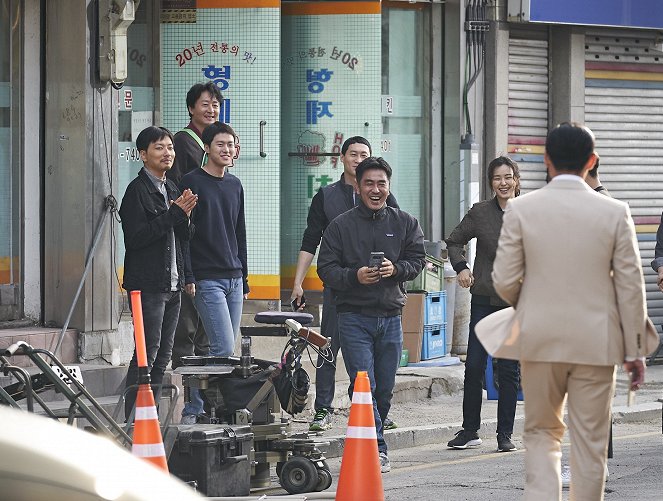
[317,157,425,473]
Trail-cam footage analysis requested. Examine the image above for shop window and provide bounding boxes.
[381,3,431,226]
[0,1,21,300]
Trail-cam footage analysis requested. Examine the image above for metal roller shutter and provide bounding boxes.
[507,37,549,194]
[584,30,663,329]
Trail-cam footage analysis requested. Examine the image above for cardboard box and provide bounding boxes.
[402,293,426,363]
[402,293,425,333]
[403,331,423,363]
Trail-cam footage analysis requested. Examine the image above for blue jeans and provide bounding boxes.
[186,277,243,416]
[314,287,340,411]
[125,290,180,420]
[338,312,403,454]
[462,301,520,434]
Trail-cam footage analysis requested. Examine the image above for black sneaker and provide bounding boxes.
[447,429,482,449]
[497,433,517,452]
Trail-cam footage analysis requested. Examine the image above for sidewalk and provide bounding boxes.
[291,362,663,458]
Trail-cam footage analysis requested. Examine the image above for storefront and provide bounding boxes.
[116,0,440,305]
[1,0,458,329]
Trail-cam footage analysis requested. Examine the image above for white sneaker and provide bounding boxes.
[379,452,391,473]
[180,414,197,425]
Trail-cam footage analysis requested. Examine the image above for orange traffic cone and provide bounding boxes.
[336,371,384,501]
[132,383,168,471]
[129,290,168,472]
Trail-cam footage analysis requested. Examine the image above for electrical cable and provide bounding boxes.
[98,86,127,326]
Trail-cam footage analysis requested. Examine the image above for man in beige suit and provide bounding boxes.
[491,123,648,501]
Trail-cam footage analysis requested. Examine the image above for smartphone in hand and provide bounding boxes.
[369,251,384,269]
[291,294,306,311]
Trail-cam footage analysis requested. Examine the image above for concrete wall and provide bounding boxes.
[43,1,117,342]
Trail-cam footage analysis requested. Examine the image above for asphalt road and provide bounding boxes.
[261,420,662,499]
[377,421,662,500]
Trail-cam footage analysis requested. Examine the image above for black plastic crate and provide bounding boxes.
[168,424,253,497]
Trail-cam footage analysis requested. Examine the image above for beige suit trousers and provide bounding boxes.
[521,361,616,501]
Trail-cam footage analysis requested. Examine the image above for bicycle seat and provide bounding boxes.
[253,311,314,326]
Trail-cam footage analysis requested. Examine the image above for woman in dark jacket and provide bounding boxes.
[445,156,521,452]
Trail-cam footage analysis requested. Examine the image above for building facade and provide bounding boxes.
[3,0,662,350]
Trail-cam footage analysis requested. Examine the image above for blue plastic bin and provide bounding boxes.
[485,355,524,401]
[424,291,446,325]
[421,324,446,360]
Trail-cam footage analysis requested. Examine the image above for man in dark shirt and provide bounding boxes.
[119,126,197,420]
[290,136,399,432]
[166,82,222,424]
[179,122,248,421]
[317,157,425,473]
[167,82,223,184]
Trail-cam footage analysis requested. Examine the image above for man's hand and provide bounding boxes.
[290,284,306,311]
[378,258,395,279]
[457,268,474,288]
[184,283,195,297]
[172,189,198,217]
[623,358,646,391]
[657,268,663,292]
[358,265,381,285]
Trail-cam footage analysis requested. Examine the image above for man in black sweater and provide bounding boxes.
[119,126,197,420]
[179,122,248,420]
[290,136,399,432]
[166,82,222,424]
[317,157,425,473]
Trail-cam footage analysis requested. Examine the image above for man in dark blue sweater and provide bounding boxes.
[179,121,248,421]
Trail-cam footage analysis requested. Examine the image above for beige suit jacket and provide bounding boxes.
[490,178,651,366]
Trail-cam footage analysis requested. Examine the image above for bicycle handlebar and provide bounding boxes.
[285,319,331,350]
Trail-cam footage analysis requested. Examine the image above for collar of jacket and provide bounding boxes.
[138,168,174,198]
[356,200,388,219]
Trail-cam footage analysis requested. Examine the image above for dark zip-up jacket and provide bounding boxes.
[317,201,425,317]
[120,169,194,292]
[445,197,508,307]
[300,173,399,254]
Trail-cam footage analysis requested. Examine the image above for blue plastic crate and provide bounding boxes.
[485,355,524,401]
[424,291,446,325]
[420,324,446,360]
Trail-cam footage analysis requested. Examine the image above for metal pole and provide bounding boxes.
[53,204,111,356]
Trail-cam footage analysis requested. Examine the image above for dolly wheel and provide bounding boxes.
[279,456,318,494]
[315,468,333,491]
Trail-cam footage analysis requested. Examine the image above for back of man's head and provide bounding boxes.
[136,126,174,152]
[201,121,238,146]
[186,82,224,118]
[545,122,595,173]
[356,156,392,183]
[341,136,372,155]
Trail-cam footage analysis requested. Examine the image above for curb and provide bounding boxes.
[317,401,662,459]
